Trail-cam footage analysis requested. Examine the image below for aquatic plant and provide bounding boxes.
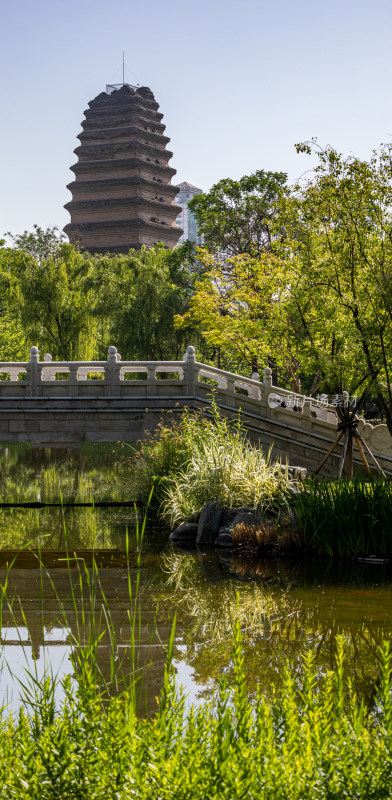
[293,477,392,557]
[231,519,304,554]
[126,412,195,511]
[128,403,298,524]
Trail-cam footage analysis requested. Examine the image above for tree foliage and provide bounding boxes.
[180,144,392,431]
[175,249,290,377]
[6,224,66,262]
[278,141,392,427]
[0,231,200,363]
[0,232,96,360]
[188,170,287,257]
[90,243,198,360]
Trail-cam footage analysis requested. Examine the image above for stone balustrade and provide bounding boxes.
[0,345,391,475]
[0,346,192,398]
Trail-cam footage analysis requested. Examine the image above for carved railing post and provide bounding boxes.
[263,366,273,417]
[263,366,273,391]
[43,353,55,381]
[302,398,311,419]
[106,346,119,394]
[69,364,79,395]
[28,346,39,397]
[226,376,235,406]
[185,345,196,396]
[147,365,156,396]
[250,371,261,400]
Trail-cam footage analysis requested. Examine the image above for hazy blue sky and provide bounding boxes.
[1,0,391,235]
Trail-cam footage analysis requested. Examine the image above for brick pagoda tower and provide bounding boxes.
[64,84,182,253]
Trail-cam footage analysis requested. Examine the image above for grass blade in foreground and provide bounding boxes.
[0,609,390,796]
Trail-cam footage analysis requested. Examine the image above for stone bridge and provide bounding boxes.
[0,345,392,476]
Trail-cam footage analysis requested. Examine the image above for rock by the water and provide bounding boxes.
[169,522,198,544]
[214,508,238,548]
[196,502,223,544]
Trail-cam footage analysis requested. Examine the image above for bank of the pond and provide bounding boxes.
[126,406,392,559]
[169,477,392,559]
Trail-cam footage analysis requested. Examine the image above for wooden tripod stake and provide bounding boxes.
[314,406,386,479]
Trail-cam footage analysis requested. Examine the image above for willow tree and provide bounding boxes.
[90,244,199,361]
[0,230,97,360]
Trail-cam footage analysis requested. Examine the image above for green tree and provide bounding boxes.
[0,230,97,360]
[90,244,199,361]
[175,249,293,378]
[188,170,287,257]
[276,141,392,432]
[6,224,66,262]
[179,142,392,432]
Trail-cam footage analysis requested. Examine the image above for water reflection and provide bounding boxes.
[0,542,391,713]
[0,551,172,716]
[0,444,131,502]
[0,444,391,713]
[0,444,136,550]
[164,546,392,703]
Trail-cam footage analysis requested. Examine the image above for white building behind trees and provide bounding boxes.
[174,181,203,244]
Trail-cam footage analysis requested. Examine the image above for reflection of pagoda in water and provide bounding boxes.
[64,84,182,253]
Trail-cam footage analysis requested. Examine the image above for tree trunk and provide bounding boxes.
[377,393,392,439]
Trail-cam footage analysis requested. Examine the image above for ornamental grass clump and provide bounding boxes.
[124,413,196,512]
[161,404,297,527]
[128,402,297,524]
[293,476,392,557]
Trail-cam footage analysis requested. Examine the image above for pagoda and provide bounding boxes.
[64,84,182,253]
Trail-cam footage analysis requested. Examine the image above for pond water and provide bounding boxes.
[0,444,391,715]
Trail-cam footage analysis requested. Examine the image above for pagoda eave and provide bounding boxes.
[64,197,180,213]
[73,142,174,162]
[70,158,176,178]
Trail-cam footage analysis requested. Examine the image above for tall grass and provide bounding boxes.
[124,412,197,514]
[130,403,297,526]
[0,505,158,716]
[293,477,392,557]
[0,615,391,797]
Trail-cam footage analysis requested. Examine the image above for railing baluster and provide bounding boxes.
[185,345,195,396]
[29,347,39,398]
